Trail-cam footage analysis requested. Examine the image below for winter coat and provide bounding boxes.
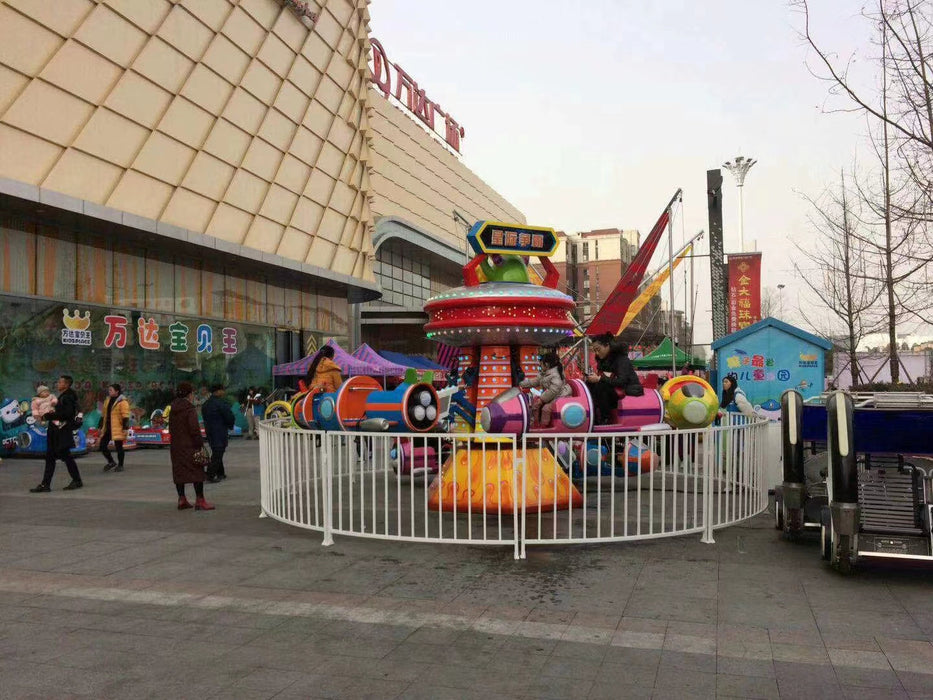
[31,395,56,421]
[595,351,644,397]
[46,388,78,457]
[202,395,235,448]
[309,357,343,394]
[169,398,204,484]
[520,366,572,404]
[100,395,130,441]
[728,387,758,419]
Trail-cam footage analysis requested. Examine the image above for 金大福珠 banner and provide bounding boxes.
[728,253,762,332]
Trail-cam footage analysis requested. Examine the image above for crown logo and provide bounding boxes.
[63,308,91,331]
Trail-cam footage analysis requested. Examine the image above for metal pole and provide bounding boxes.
[668,210,676,374]
[738,185,745,253]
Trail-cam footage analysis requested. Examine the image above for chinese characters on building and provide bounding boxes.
[68,310,238,355]
[727,253,762,332]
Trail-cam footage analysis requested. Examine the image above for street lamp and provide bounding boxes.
[722,155,757,252]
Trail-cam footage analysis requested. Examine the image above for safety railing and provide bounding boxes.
[258,415,770,559]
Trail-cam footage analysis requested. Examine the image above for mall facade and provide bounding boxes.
[0,0,522,416]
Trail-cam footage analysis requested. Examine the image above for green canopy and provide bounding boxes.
[632,338,706,370]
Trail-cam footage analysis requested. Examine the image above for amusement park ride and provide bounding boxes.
[275,194,722,515]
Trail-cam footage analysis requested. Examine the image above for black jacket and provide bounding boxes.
[201,395,235,448]
[596,351,644,397]
[46,387,79,456]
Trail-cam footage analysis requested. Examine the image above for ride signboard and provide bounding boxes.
[467,222,559,257]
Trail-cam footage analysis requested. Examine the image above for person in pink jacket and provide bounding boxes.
[31,385,57,426]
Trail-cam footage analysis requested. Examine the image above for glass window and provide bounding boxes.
[282,286,300,329]
[76,236,113,306]
[224,273,247,321]
[113,244,146,308]
[245,277,266,324]
[0,217,36,295]
[36,225,75,300]
[301,285,318,330]
[201,265,225,319]
[267,283,286,327]
[316,293,332,331]
[146,256,174,313]
[174,260,201,316]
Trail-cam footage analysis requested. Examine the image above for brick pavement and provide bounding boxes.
[0,440,931,698]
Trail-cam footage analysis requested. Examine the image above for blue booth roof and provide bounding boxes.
[378,351,448,371]
[711,317,832,352]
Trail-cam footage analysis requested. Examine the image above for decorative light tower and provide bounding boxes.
[722,156,757,252]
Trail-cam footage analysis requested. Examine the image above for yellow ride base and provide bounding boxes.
[427,447,584,514]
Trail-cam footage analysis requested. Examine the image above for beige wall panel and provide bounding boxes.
[272,10,307,53]
[288,56,322,97]
[158,96,214,149]
[258,108,296,151]
[290,197,324,234]
[73,108,149,168]
[5,0,94,37]
[259,184,298,225]
[327,118,355,153]
[43,149,122,203]
[331,245,355,276]
[181,64,233,116]
[222,87,265,132]
[0,65,28,115]
[241,60,281,105]
[203,118,251,166]
[337,215,357,247]
[277,227,313,260]
[0,7,63,77]
[0,124,63,185]
[303,100,334,139]
[314,77,342,114]
[161,187,216,232]
[106,169,173,219]
[301,33,333,70]
[315,142,345,179]
[40,40,122,105]
[242,215,284,253]
[157,6,213,60]
[2,80,94,146]
[221,7,265,57]
[276,154,311,194]
[314,11,342,51]
[207,202,253,243]
[203,34,251,85]
[274,81,310,124]
[328,1,354,28]
[306,234,335,266]
[133,132,195,185]
[317,208,345,244]
[179,0,232,32]
[257,33,294,78]
[133,38,193,94]
[290,127,323,165]
[327,54,354,92]
[225,169,268,213]
[105,72,172,129]
[182,151,235,200]
[240,0,281,30]
[329,180,355,216]
[241,138,283,181]
[104,0,171,34]
[75,5,147,67]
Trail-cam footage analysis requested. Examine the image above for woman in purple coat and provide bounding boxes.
[169,382,214,511]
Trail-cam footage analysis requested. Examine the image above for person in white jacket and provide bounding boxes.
[721,373,757,419]
[520,352,572,427]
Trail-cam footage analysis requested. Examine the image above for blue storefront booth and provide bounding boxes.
[711,318,832,420]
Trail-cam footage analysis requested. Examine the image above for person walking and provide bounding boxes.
[202,383,235,483]
[100,384,130,473]
[30,375,83,492]
[244,387,263,439]
[169,381,213,511]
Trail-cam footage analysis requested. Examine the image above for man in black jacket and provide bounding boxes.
[586,334,644,425]
[30,375,83,492]
[202,384,235,483]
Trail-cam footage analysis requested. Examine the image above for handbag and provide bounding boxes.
[192,446,210,467]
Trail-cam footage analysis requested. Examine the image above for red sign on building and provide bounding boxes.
[727,252,762,333]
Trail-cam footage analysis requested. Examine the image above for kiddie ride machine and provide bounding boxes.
[775,389,933,572]
[281,219,720,515]
[0,398,88,458]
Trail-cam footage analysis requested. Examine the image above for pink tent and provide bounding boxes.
[272,340,379,376]
[351,343,408,376]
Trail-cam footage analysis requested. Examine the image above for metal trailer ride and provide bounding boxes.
[779,390,933,572]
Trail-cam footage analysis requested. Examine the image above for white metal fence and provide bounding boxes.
[258,414,769,559]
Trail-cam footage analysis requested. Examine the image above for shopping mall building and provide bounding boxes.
[0,0,523,415]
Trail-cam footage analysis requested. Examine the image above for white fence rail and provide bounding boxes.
[258,415,769,560]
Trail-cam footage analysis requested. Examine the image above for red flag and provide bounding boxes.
[727,253,762,332]
[586,203,673,336]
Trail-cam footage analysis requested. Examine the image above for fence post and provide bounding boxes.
[514,434,524,560]
[701,425,715,544]
[321,432,334,547]
[258,422,268,518]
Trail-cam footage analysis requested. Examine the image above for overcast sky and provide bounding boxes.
[368,1,918,348]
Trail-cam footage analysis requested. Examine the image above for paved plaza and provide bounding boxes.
[0,440,931,699]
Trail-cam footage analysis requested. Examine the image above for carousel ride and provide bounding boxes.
[274,194,721,517]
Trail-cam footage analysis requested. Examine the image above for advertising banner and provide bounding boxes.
[728,252,762,332]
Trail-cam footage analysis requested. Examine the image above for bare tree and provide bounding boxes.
[795,172,885,387]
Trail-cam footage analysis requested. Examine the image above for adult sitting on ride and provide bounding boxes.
[586,333,643,425]
[303,346,343,394]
